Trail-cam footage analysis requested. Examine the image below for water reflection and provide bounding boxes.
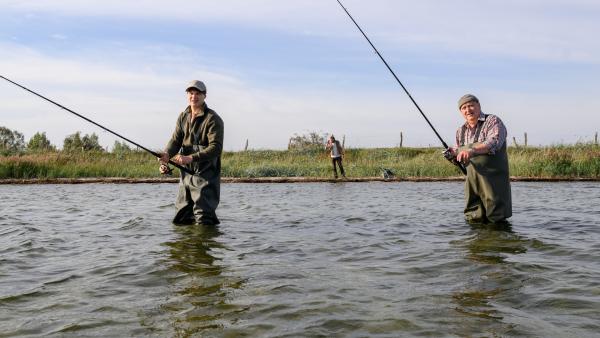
[464,223,526,264]
[166,225,223,275]
[451,223,529,336]
[160,225,245,336]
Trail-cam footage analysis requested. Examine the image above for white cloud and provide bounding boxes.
[0,40,408,150]
[0,40,448,151]
[4,0,599,63]
[2,35,599,151]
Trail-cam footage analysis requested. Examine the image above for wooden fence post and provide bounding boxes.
[524,132,528,147]
[244,139,249,151]
[400,131,403,147]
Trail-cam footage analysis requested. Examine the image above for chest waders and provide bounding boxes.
[173,112,221,226]
[459,118,512,223]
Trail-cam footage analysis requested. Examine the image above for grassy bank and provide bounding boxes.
[1,145,599,179]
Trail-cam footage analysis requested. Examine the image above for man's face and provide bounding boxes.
[187,89,206,107]
[460,101,481,126]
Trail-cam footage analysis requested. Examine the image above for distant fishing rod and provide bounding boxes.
[335,0,467,175]
[0,75,193,175]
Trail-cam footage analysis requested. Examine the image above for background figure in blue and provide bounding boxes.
[159,80,224,225]
[444,94,512,224]
[326,135,346,179]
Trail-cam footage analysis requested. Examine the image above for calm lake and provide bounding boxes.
[1,182,599,337]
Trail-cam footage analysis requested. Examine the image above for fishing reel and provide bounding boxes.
[442,148,469,174]
[442,148,456,162]
[159,163,173,176]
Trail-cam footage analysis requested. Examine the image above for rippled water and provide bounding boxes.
[1,182,599,337]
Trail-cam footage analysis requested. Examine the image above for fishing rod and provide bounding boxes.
[0,75,193,175]
[335,0,467,175]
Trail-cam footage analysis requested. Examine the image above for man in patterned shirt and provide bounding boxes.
[445,94,512,223]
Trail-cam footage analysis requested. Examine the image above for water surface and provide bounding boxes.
[1,182,599,337]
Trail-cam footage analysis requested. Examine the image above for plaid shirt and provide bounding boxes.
[454,113,507,154]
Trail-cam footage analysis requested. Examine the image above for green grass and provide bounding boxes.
[508,144,600,177]
[0,152,157,179]
[1,144,599,179]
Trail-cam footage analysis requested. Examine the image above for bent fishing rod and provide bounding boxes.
[335,0,467,175]
[0,75,193,175]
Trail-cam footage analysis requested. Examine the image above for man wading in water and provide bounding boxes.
[444,94,512,223]
[159,80,224,225]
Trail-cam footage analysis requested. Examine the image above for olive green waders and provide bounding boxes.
[173,145,221,225]
[460,142,512,223]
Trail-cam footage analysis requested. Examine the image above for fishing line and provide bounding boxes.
[335,0,467,175]
[0,74,193,175]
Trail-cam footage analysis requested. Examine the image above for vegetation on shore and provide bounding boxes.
[1,144,599,180]
[2,126,598,180]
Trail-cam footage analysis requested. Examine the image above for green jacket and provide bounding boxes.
[165,103,224,176]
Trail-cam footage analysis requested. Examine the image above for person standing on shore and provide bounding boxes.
[325,135,346,179]
[444,94,511,223]
[159,80,224,225]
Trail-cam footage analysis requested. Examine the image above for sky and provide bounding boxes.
[1,0,599,151]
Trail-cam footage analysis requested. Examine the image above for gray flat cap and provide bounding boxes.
[186,80,206,93]
[458,94,479,109]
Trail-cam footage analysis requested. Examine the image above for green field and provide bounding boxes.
[1,145,599,179]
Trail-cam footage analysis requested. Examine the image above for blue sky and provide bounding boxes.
[1,0,599,150]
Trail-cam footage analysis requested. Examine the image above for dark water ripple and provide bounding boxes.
[1,182,599,337]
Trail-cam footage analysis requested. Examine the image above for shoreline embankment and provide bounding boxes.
[1,176,599,184]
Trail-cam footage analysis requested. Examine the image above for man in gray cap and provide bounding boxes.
[159,80,224,225]
[444,94,511,223]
